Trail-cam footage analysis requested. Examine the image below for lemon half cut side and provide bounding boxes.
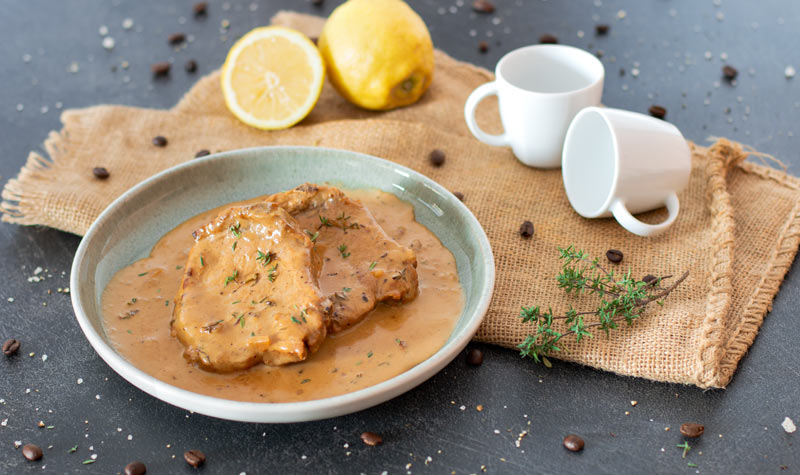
[221,26,325,130]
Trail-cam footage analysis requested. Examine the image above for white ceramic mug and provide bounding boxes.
[561,106,691,237]
[464,44,604,168]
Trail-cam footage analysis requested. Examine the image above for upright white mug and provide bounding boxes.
[561,107,692,237]
[464,44,604,168]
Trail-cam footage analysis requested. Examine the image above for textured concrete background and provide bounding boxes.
[0,1,798,473]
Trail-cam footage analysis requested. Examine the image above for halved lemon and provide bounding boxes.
[221,26,324,130]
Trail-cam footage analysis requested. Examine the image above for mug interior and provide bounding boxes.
[562,109,616,216]
[498,45,603,94]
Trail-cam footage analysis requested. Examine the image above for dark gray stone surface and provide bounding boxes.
[1,0,798,473]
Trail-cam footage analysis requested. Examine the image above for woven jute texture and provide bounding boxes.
[3,12,800,388]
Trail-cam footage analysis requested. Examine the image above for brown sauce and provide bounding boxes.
[101,189,464,402]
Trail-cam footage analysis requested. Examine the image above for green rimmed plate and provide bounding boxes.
[71,146,495,423]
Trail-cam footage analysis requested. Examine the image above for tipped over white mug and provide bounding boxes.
[464,44,604,168]
[561,107,691,237]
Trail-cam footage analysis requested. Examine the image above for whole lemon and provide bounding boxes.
[318,0,434,111]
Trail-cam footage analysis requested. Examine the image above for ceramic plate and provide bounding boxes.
[71,146,495,423]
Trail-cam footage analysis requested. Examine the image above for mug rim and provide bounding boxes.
[494,44,605,97]
[562,106,620,217]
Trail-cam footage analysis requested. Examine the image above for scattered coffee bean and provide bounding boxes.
[519,220,534,238]
[722,65,738,80]
[152,136,168,147]
[168,33,186,45]
[648,105,667,120]
[619,68,625,76]
[478,41,489,53]
[151,62,171,77]
[184,59,198,73]
[595,24,610,35]
[193,2,208,16]
[539,34,558,44]
[680,423,705,438]
[311,0,324,5]
[453,191,465,201]
[428,149,446,167]
[642,274,658,285]
[472,0,495,14]
[183,449,206,468]
[3,338,21,356]
[466,348,484,366]
[124,461,147,475]
[606,249,623,263]
[92,167,110,179]
[194,149,211,158]
[360,431,383,446]
[562,434,585,452]
[22,444,43,461]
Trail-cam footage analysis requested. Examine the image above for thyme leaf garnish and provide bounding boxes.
[338,244,351,258]
[305,230,320,242]
[229,222,242,239]
[267,264,278,282]
[369,261,377,270]
[232,312,245,327]
[202,320,224,332]
[256,250,273,267]
[224,270,239,287]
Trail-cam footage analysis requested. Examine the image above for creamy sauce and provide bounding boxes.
[101,189,464,402]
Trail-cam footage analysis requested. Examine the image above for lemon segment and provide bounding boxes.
[221,26,324,130]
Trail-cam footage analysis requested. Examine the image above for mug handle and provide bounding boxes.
[464,82,508,146]
[610,193,680,237]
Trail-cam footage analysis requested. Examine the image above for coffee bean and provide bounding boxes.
[429,149,446,167]
[472,0,495,14]
[642,274,658,285]
[168,33,186,45]
[311,0,324,5]
[453,191,465,201]
[466,348,484,366]
[193,2,208,16]
[595,24,610,35]
[92,167,110,179]
[360,431,383,446]
[539,34,558,44]
[152,136,168,147]
[124,461,147,475]
[183,449,205,468]
[22,444,43,461]
[648,105,667,120]
[722,65,738,80]
[680,423,705,438]
[151,62,171,77]
[3,338,21,356]
[606,249,623,263]
[619,68,626,76]
[478,41,489,53]
[184,59,198,73]
[562,434,585,452]
[195,149,211,158]
[519,220,534,238]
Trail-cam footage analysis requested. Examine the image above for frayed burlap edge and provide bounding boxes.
[699,140,800,387]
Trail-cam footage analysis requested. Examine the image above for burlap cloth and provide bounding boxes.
[4,12,800,388]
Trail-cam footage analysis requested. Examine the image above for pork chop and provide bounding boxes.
[264,184,419,333]
[171,202,332,372]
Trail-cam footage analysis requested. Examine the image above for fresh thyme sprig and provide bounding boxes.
[517,245,688,363]
[338,244,351,258]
